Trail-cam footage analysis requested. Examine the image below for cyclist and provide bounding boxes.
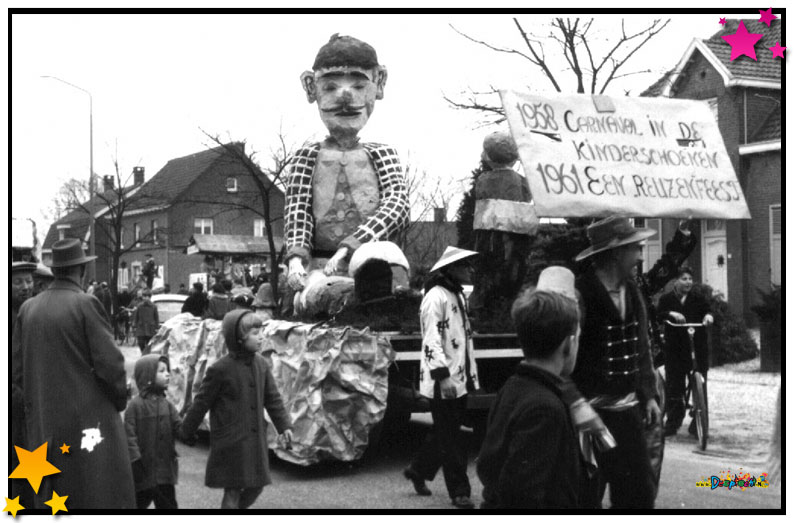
[657,266,713,437]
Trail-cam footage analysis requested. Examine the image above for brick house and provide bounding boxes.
[640,19,781,323]
[43,143,285,292]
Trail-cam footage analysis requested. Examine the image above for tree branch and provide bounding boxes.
[513,18,563,92]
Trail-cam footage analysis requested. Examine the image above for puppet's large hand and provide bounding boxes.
[324,247,350,276]
[287,258,307,291]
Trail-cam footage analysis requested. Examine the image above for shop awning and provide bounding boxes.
[186,234,283,255]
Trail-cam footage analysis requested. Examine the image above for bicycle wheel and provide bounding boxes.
[691,371,708,450]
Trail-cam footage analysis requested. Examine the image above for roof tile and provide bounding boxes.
[704,18,782,82]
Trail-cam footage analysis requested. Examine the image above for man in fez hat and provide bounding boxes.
[284,34,409,299]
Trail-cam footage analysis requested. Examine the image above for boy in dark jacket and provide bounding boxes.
[180,309,293,509]
[132,288,159,355]
[125,354,181,509]
[477,267,582,509]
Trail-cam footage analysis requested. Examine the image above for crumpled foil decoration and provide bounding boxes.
[261,320,395,465]
[148,314,395,464]
[149,313,226,430]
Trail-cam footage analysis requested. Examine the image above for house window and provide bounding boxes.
[770,205,781,285]
[131,261,142,286]
[633,218,662,273]
[117,263,130,290]
[194,218,214,235]
[120,226,126,249]
[226,177,238,193]
[705,219,726,233]
[134,223,141,246]
[151,220,158,244]
[254,219,266,237]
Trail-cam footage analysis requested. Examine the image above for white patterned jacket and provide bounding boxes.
[419,278,480,400]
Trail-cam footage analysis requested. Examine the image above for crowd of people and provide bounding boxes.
[6,213,772,510]
[11,239,292,510]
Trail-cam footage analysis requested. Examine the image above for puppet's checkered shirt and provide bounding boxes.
[284,142,409,261]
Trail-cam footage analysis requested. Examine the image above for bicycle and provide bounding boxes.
[115,306,137,346]
[664,320,708,450]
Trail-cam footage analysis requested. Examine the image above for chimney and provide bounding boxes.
[102,175,114,192]
[133,166,145,186]
[433,207,446,223]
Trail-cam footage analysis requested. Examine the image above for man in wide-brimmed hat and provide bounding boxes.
[404,246,480,509]
[11,238,136,509]
[571,216,661,509]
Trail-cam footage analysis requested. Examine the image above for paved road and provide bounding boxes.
[120,345,781,510]
[167,414,781,510]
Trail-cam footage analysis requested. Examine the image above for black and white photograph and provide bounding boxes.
[8,5,784,514]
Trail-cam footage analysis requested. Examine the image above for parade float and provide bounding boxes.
[147,35,751,469]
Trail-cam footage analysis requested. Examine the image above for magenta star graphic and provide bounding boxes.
[758,8,777,27]
[721,20,764,61]
[769,41,786,59]
[719,17,726,25]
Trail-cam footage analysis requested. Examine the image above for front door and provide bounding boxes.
[702,220,728,300]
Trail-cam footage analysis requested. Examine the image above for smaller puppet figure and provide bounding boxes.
[469,131,538,314]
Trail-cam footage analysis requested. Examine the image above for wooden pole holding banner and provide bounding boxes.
[500,90,751,220]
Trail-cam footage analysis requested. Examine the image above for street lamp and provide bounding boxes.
[41,75,95,281]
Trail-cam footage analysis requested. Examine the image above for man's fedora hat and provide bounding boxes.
[12,261,38,273]
[430,246,478,273]
[46,238,97,268]
[575,215,656,262]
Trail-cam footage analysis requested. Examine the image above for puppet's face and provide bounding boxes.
[302,66,386,140]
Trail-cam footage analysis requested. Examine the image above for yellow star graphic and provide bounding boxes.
[60,443,70,454]
[3,496,24,518]
[44,491,68,515]
[8,442,61,493]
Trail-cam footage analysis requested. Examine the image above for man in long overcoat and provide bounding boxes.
[12,238,136,509]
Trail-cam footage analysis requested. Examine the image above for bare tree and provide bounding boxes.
[45,177,92,222]
[184,129,299,304]
[397,158,466,270]
[445,17,670,123]
[58,160,168,312]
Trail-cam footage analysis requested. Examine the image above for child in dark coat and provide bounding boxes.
[477,267,583,509]
[180,309,293,509]
[131,288,159,355]
[125,354,181,509]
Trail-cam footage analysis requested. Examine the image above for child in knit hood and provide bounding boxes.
[124,354,181,509]
[180,309,293,509]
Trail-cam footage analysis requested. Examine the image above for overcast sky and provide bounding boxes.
[9,10,774,242]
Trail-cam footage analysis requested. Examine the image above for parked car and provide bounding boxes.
[150,293,187,325]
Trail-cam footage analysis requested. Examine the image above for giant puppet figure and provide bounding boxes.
[285,34,410,293]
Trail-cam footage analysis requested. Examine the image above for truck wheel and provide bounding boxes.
[366,405,411,455]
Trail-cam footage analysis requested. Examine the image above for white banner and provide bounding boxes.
[500,90,751,219]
